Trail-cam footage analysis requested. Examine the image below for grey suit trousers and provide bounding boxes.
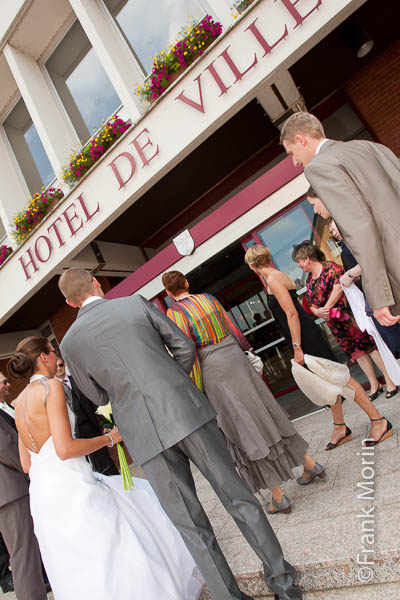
[0,495,46,600]
[142,419,301,600]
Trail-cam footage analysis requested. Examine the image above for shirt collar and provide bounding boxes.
[315,139,329,155]
[81,296,102,308]
[0,401,15,418]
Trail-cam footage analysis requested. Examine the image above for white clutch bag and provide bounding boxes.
[291,354,355,407]
[244,350,264,375]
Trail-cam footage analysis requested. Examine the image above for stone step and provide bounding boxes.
[256,581,400,599]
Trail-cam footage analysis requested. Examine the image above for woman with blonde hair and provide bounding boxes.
[244,245,391,449]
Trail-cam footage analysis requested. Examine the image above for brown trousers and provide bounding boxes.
[0,495,46,600]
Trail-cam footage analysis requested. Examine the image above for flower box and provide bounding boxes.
[0,245,12,268]
[137,16,223,104]
[61,115,131,186]
[13,187,64,244]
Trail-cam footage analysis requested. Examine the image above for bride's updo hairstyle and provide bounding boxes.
[244,245,272,270]
[8,336,51,380]
[292,240,326,263]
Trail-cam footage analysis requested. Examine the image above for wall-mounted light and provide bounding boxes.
[343,23,374,58]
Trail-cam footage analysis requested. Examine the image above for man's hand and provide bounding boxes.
[373,306,400,326]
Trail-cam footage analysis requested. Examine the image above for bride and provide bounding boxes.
[9,336,203,600]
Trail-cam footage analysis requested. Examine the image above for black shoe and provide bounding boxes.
[368,383,383,401]
[0,571,14,593]
[385,385,399,399]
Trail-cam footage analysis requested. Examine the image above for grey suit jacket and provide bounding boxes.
[60,295,216,465]
[0,415,29,508]
[305,139,400,313]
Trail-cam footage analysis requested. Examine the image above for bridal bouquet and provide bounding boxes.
[96,404,133,491]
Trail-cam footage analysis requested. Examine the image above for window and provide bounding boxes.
[256,200,316,289]
[323,103,374,142]
[46,20,121,143]
[3,98,55,195]
[104,0,208,74]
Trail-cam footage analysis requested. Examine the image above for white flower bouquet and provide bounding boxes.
[96,403,133,491]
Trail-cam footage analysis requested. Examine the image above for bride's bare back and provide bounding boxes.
[15,378,64,454]
[15,376,121,473]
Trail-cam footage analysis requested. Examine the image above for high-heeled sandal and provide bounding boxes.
[296,461,326,485]
[385,385,399,399]
[264,494,292,514]
[325,423,352,451]
[368,383,384,401]
[363,417,392,447]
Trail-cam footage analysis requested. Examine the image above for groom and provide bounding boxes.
[59,268,302,600]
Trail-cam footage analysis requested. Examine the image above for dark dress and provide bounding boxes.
[306,262,376,361]
[267,290,336,361]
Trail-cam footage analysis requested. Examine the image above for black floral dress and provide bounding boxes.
[306,261,376,361]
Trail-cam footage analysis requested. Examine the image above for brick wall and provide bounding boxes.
[345,40,400,155]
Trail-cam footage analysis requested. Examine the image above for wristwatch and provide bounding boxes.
[292,343,301,348]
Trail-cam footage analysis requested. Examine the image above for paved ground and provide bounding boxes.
[1,390,399,599]
[196,389,400,599]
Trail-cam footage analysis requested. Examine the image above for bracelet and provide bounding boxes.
[105,433,114,448]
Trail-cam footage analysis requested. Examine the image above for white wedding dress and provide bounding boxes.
[27,377,203,600]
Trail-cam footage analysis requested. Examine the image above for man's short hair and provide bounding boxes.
[162,271,187,296]
[58,268,94,304]
[280,112,325,144]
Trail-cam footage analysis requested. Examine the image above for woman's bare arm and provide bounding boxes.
[46,379,121,460]
[268,274,304,364]
[340,264,362,288]
[18,435,31,473]
[324,283,345,312]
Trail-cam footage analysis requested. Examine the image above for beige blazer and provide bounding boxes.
[305,139,400,314]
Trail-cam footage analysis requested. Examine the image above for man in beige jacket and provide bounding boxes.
[280,111,400,327]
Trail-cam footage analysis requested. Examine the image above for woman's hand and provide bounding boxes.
[340,272,355,288]
[313,306,329,319]
[107,427,123,445]
[294,346,305,365]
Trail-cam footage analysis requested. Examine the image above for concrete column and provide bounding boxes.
[3,43,79,176]
[68,0,145,121]
[0,129,30,248]
[256,70,306,130]
[205,0,235,29]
